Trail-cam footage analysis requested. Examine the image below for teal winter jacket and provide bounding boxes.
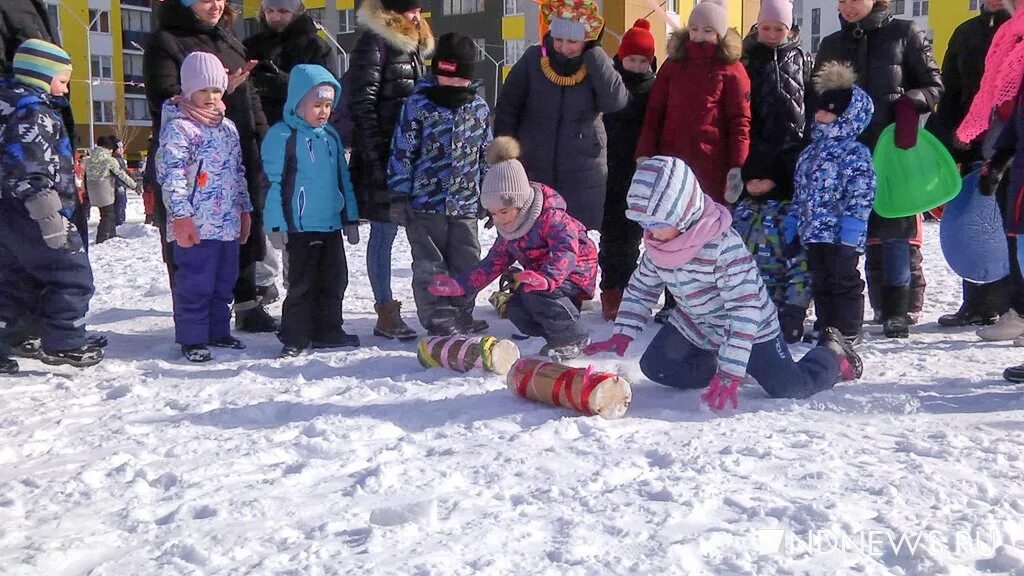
[262,64,358,233]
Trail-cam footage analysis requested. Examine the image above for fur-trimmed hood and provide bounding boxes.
[356,0,435,55]
[667,28,742,62]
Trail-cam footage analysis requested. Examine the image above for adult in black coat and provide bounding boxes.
[928,0,1013,328]
[144,0,278,333]
[243,2,337,126]
[345,0,433,340]
[812,0,943,338]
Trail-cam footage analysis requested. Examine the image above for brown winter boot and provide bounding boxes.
[601,288,623,321]
[374,300,418,341]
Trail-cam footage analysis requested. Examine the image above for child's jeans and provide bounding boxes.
[279,231,346,347]
[367,220,398,305]
[505,284,588,346]
[406,212,480,332]
[639,323,841,399]
[172,240,239,345]
[806,243,865,337]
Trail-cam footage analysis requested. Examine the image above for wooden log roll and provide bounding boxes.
[505,357,632,419]
[417,335,521,375]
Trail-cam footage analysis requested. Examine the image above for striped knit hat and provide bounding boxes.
[13,39,73,93]
[626,156,707,231]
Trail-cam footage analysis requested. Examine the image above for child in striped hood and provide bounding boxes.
[585,156,862,410]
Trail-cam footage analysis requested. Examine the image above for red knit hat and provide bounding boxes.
[618,18,655,62]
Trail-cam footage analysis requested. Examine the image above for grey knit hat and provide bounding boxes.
[549,18,587,41]
[262,0,303,12]
[481,137,543,239]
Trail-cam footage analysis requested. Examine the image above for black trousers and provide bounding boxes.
[279,231,347,347]
[406,212,480,332]
[505,284,587,346]
[598,188,643,290]
[807,243,865,337]
[96,204,117,244]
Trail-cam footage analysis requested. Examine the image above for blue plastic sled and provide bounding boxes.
[940,169,1010,283]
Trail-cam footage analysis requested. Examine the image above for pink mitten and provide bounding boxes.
[516,270,550,292]
[700,373,741,410]
[427,274,465,297]
[583,334,633,357]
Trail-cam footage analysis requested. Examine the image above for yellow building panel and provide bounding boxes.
[338,0,357,10]
[503,64,513,80]
[503,14,526,40]
[930,5,976,65]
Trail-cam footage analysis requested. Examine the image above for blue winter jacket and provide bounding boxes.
[388,76,492,216]
[0,78,76,217]
[156,100,252,243]
[792,85,877,251]
[262,64,358,233]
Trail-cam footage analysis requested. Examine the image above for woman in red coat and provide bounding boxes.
[635,0,751,207]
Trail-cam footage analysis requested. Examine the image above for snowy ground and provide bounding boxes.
[2,197,1024,575]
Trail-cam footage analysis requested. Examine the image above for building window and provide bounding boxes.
[891,0,905,14]
[969,0,980,8]
[125,97,150,122]
[244,17,260,38]
[91,55,113,80]
[121,8,151,32]
[339,9,356,33]
[811,8,821,52]
[913,0,929,16]
[88,9,110,33]
[793,0,803,30]
[306,8,325,22]
[665,0,679,13]
[444,0,485,16]
[473,38,487,62]
[93,100,114,123]
[123,53,144,83]
[504,0,523,15]
[504,39,526,65]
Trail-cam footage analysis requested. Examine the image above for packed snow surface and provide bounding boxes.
[2,199,1024,575]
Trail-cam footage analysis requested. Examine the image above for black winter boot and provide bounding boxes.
[236,305,280,333]
[882,285,911,339]
[40,345,105,367]
[0,356,18,374]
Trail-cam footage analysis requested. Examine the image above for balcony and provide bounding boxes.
[122,30,150,51]
[121,0,151,8]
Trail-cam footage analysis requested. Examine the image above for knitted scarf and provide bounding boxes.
[643,200,733,268]
[496,183,545,241]
[170,95,226,127]
[958,7,1024,143]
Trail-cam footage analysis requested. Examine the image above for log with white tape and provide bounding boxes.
[417,335,520,375]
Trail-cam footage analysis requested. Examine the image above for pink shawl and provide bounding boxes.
[958,8,1024,143]
[643,201,733,268]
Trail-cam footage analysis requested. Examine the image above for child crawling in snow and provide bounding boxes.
[586,156,862,409]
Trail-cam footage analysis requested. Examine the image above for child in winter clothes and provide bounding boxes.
[428,137,598,361]
[599,18,657,322]
[787,62,877,343]
[157,52,253,363]
[635,0,751,206]
[731,0,810,344]
[262,64,361,358]
[85,135,136,244]
[0,39,103,373]
[586,156,862,410]
[389,32,493,336]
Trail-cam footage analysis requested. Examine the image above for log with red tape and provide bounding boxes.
[506,357,632,419]
[417,335,521,375]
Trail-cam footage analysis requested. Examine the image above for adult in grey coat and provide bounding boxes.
[495,33,628,230]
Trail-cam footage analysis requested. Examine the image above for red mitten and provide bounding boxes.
[583,334,633,357]
[893,97,919,150]
[516,270,550,292]
[700,373,741,410]
[427,274,466,297]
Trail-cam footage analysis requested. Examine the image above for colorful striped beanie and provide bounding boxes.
[13,39,73,93]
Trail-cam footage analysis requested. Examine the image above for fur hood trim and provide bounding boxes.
[667,28,742,63]
[357,0,435,55]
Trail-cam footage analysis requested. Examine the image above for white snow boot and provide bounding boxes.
[977,309,1024,341]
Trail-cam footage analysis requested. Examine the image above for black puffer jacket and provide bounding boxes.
[926,7,1010,166]
[813,9,943,240]
[347,0,434,221]
[244,12,336,126]
[604,58,656,208]
[144,0,268,262]
[741,35,807,201]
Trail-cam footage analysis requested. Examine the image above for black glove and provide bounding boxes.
[980,148,1014,196]
[779,304,807,345]
[389,196,411,227]
[255,60,283,76]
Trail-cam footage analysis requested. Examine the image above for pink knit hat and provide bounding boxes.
[689,0,729,38]
[758,0,793,28]
[180,52,228,99]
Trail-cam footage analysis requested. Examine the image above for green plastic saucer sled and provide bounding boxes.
[872,125,961,218]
